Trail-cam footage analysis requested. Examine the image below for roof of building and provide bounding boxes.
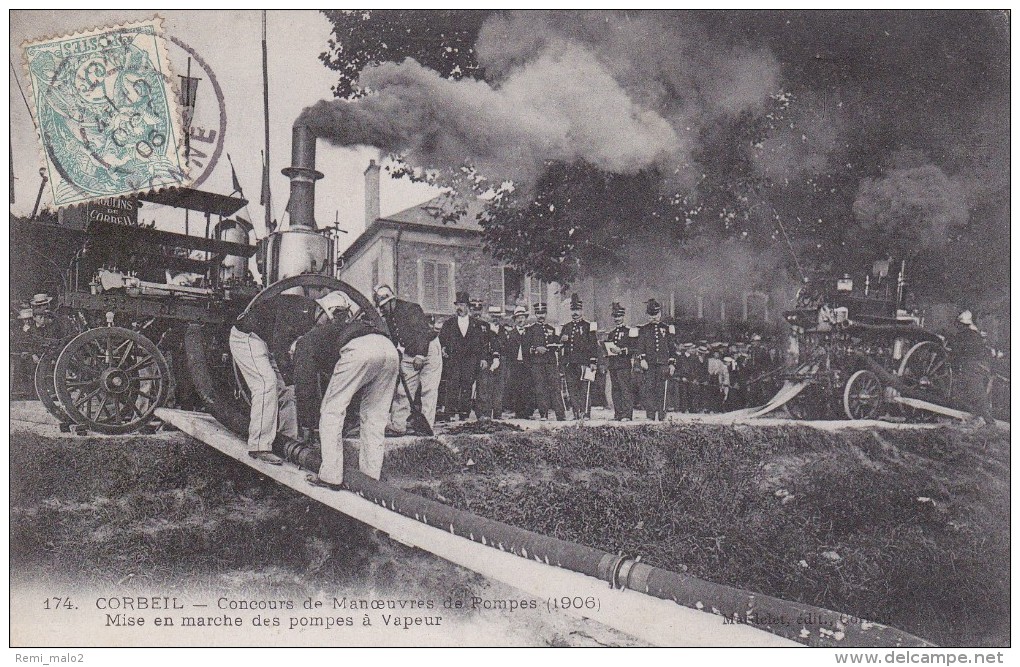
[342,194,488,261]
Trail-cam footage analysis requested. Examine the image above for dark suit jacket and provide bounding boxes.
[439,315,487,362]
[523,322,559,366]
[503,326,529,364]
[382,299,435,358]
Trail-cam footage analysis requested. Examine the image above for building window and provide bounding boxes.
[527,277,548,308]
[419,259,455,313]
[502,267,524,310]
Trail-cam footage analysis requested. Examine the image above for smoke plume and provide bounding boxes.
[300,10,781,191]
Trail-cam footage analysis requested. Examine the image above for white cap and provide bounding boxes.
[317,290,354,319]
[957,310,973,325]
[373,284,396,307]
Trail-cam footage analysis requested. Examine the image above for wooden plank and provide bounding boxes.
[155,408,798,648]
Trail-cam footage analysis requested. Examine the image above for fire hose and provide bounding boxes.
[184,324,931,647]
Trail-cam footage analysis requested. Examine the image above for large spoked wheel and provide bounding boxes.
[54,327,170,435]
[238,274,382,328]
[35,337,76,425]
[843,370,884,420]
[897,341,952,422]
[898,341,952,398]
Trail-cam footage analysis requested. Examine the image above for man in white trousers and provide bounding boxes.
[293,294,399,489]
[230,291,347,464]
[373,284,443,435]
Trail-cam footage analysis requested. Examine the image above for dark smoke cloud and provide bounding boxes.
[301,10,781,191]
[852,164,968,255]
[305,10,1008,306]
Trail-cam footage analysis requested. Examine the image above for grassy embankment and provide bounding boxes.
[387,423,1009,647]
[10,423,1009,646]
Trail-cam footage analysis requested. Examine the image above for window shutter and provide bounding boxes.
[437,261,452,312]
[489,265,504,310]
[422,259,438,311]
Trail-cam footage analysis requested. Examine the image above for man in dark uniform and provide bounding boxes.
[438,292,487,421]
[636,298,676,421]
[230,290,345,463]
[604,302,638,421]
[503,305,532,418]
[948,310,994,423]
[475,305,504,420]
[560,294,599,419]
[374,284,443,434]
[524,302,566,421]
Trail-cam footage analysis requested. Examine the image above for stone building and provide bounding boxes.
[340,162,782,333]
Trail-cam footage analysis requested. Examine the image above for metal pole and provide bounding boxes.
[30,168,47,220]
[262,10,272,234]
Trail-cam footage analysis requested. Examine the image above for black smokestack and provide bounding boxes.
[281,125,324,229]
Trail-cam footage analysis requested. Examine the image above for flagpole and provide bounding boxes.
[262,10,272,234]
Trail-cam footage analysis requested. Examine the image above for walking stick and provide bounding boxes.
[583,374,591,420]
[662,376,669,417]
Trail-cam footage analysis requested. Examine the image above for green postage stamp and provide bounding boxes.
[22,18,189,208]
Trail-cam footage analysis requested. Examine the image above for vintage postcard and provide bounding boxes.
[8,9,1010,660]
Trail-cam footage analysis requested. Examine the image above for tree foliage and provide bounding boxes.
[318,11,1008,314]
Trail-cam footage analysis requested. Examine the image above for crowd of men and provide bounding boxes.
[433,295,784,423]
[227,284,788,491]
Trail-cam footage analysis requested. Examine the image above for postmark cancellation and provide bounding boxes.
[22,18,190,208]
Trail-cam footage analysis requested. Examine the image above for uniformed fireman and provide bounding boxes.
[374,284,443,435]
[948,310,994,423]
[636,298,676,421]
[474,304,504,420]
[604,302,638,421]
[231,290,347,464]
[524,302,566,420]
[560,294,599,419]
[503,305,532,418]
[295,293,399,489]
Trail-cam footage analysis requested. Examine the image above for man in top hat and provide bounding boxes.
[948,310,994,423]
[636,298,677,421]
[475,304,505,420]
[524,301,566,420]
[502,305,533,418]
[231,289,348,464]
[438,292,488,421]
[293,293,399,489]
[604,302,638,421]
[373,284,443,434]
[560,294,599,419]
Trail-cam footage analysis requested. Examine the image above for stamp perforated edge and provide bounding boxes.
[20,15,193,212]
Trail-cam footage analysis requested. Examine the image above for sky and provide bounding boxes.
[9,10,439,250]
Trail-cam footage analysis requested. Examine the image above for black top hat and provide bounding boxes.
[646,299,662,315]
[611,302,626,317]
[455,291,471,305]
[534,302,548,314]
[570,293,583,310]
